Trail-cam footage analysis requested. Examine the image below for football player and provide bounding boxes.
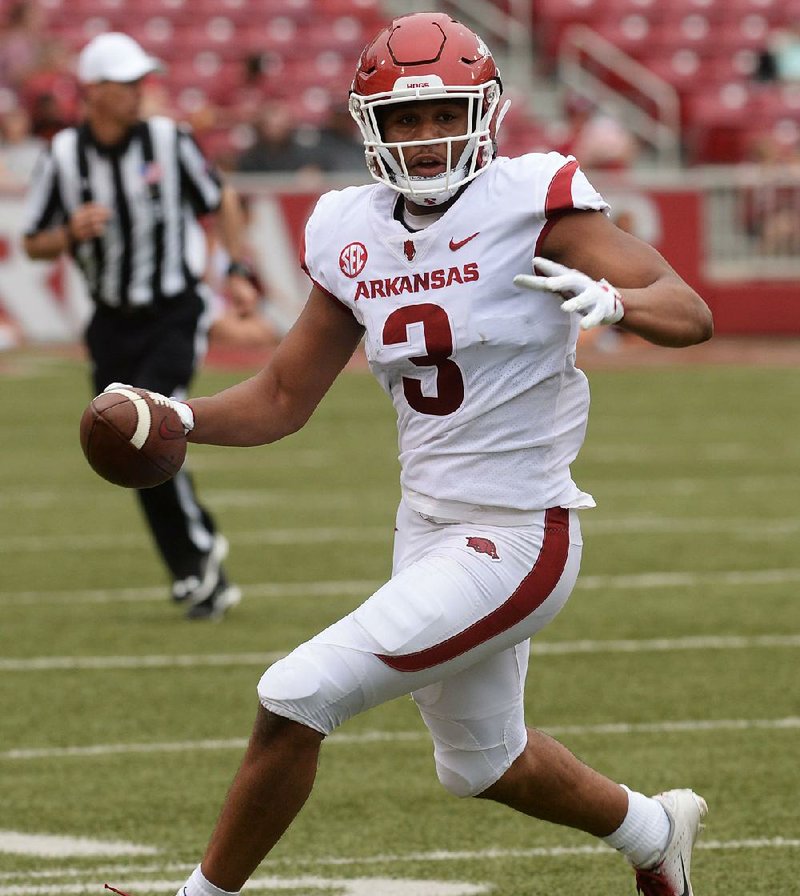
[120,12,713,896]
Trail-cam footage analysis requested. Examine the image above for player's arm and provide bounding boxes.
[23,225,72,259]
[535,210,713,347]
[188,285,364,446]
[24,203,112,259]
[215,185,260,316]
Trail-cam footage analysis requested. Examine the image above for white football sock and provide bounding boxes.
[176,865,240,896]
[602,786,671,869]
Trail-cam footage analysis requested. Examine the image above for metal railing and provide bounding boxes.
[593,165,800,281]
[559,25,682,168]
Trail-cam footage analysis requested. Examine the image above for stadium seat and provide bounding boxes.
[653,15,717,56]
[718,14,771,50]
[600,0,662,18]
[723,0,796,25]
[588,16,657,60]
[685,82,763,162]
[658,0,726,23]
[642,49,703,93]
[533,0,607,63]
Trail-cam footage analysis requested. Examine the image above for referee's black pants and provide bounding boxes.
[86,290,219,584]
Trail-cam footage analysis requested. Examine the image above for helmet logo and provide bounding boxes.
[339,242,368,278]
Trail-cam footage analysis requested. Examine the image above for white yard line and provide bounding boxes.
[0,878,488,896]
[0,836,798,892]
[3,567,800,609]
[0,833,155,858]
[2,515,800,553]
[2,717,799,762]
[0,528,391,553]
[0,580,383,606]
[1,633,799,674]
[4,512,800,555]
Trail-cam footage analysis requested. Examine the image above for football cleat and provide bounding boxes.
[634,789,708,896]
[171,534,229,604]
[185,581,242,621]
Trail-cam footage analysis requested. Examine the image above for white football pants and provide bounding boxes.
[258,499,583,796]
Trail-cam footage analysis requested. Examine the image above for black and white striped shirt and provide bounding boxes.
[24,116,222,309]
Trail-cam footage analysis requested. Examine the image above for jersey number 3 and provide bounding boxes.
[383,303,465,417]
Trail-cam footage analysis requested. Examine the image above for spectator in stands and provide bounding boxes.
[571,114,640,172]
[0,0,47,90]
[19,37,80,138]
[213,52,280,130]
[0,105,42,185]
[552,93,640,173]
[204,197,281,349]
[305,106,366,173]
[756,22,800,83]
[235,100,322,174]
[743,133,800,255]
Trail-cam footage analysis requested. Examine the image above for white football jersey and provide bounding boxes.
[303,152,609,524]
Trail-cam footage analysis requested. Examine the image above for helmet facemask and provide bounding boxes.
[350,78,504,207]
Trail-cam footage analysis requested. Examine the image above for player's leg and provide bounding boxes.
[412,641,627,832]
[415,635,706,895]
[478,736,707,895]
[195,706,324,892]
[182,503,583,895]
[134,291,238,618]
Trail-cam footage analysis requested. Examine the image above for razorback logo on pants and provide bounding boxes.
[466,536,500,560]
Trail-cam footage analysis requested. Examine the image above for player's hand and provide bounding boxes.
[68,203,111,242]
[226,261,261,317]
[102,383,195,434]
[514,257,625,330]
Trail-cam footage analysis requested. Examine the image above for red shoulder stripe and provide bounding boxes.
[545,158,579,218]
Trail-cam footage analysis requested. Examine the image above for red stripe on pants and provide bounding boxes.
[376,507,570,672]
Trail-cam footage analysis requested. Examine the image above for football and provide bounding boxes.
[79,387,187,488]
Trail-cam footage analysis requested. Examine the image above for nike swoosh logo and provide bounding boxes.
[158,417,186,440]
[449,232,480,251]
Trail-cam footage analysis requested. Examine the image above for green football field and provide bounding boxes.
[1,346,799,896]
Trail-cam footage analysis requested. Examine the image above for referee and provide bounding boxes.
[22,32,261,620]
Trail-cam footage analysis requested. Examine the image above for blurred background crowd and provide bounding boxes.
[2,0,800,186]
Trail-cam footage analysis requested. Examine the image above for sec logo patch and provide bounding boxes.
[339,242,368,278]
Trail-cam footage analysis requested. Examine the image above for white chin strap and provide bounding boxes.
[383,166,478,207]
[405,172,470,206]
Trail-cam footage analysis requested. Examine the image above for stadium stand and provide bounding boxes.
[533,0,800,164]
[2,0,798,168]
[3,0,389,164]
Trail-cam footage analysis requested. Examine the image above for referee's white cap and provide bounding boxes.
[78,32,162,84]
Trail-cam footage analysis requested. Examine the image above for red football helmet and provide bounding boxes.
[349,13,508,205]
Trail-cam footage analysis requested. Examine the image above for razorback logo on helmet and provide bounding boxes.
[466,536,500,561]
[354,262,479,301]
[339,242,368,278]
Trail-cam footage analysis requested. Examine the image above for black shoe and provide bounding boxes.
[171,535,228,603]
[185,581,242,621]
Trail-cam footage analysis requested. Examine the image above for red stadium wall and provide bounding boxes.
[578,181,800,336]
[0,181,797,344]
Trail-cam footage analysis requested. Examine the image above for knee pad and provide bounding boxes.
[257,643,369,736]
[421,711,528,798]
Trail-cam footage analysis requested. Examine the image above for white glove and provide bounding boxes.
[102,382,195,434]
[513,257,625,330]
